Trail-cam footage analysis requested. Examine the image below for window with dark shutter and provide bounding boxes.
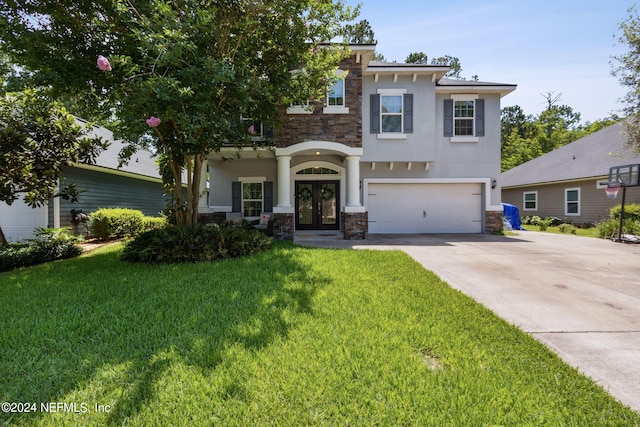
[263,181,273,212]
[370,94,380,133]
[232,182,241,212]
[403,94,413,133]
[443,99,453,137]
[475,99,485,137]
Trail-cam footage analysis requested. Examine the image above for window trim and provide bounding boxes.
[287,100,313,115]
[239,176,266,218]
[523,191,538,211]
[323,69,349,114]
[564,187,581,216]
[375,88,408,139]
[451,94,479,142]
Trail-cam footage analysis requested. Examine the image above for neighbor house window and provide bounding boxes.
[444,95,485,141]
[370,89,413,139]
[523,191,538,211]
[565,188,580,216]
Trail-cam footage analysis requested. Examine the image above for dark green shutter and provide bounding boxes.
[370,94,380,133]
[443,99,453,137]
[475,99,485,137]
[403,94,413,133]
[263,181,273,212]
[232,181,241,212]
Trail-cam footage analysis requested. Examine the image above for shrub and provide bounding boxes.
[88,208,165,240]
[0,231,82,272]
[538,219,551,231]
[608,203,640,222]
[141,216,168,233]
[121,223,272,264]
[596,218,640,239]
[558,223,577,234]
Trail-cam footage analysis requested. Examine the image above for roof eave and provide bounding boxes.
[436,84,517,98]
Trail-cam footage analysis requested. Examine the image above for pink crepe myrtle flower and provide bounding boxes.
[146,116,161,128]
[97,55,112,71]
[247,124,255,135]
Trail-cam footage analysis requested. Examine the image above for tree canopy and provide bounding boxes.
[500,97,619,172]
[0,0,358,226]
[0,89,107,244]
[612,5,640,152]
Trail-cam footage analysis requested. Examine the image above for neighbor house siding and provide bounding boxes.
[51,167,167,227]
[502,179,640,224]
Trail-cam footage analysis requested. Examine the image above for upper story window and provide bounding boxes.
[370,89,413,139]
[381,95,403,132]
[454,100,474,136]
[323,69,349,114]
[287,100,313,115]
[327,79,344,107]
[444,95,485,142]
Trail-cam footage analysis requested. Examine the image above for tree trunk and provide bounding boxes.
[0,226,7,246]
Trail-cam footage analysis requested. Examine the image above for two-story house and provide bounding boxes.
[203,44,516,239]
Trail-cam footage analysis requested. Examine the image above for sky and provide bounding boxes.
[344,0,633,123]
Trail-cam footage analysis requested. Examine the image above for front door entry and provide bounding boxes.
[295,181,340,230]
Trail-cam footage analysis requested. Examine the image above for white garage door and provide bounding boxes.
[0,199,47,242]
[367,183,483,233]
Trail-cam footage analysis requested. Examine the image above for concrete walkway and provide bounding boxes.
[294,231,640,413]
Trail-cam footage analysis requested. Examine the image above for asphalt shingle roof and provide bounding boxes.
[501,123,640,188]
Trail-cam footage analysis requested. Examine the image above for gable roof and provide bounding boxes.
[501,123,640,188]
[75,119,162,182]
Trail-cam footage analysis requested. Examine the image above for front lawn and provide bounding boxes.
[1,243,638,426]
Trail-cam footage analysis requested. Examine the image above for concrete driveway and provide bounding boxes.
[294,231,640,413]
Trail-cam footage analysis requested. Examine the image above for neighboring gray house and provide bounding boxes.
[204,44,516,238]
[0,122,168,241]
[501,123,640,225]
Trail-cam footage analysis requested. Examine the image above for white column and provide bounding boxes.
[276,156,292,208]
[53,179,61,228]
[198,159,210,213]
[346,155,361,207]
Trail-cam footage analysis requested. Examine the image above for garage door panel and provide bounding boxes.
[367,183,482,234]
[0,199,47,242]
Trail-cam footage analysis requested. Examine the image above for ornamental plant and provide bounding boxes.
[1,0,358,228]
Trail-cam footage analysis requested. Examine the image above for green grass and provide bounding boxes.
[522,224,599,237]
[1,242,638,426]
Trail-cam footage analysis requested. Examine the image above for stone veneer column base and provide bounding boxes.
[485,211,503,233]
[273,213,294,240]
[341,211,368,240]
[198,212,226,225]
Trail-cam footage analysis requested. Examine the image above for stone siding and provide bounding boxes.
[341,211,368,240]
[273,213,294,240]
[275,55,362,148]
[485,211,503,233]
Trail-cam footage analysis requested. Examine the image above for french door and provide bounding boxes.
[295,181,340,230]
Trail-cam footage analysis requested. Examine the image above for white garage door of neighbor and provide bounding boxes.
[367,183,483,233]
[0,199,47,242]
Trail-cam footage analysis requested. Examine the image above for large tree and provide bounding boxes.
[0,89,107,244]
[1,0,357,227]
[613,5,640,151]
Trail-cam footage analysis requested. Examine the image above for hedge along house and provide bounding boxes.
[203,44,516,239]
[501,123,640,225]
[0,121,169,241]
